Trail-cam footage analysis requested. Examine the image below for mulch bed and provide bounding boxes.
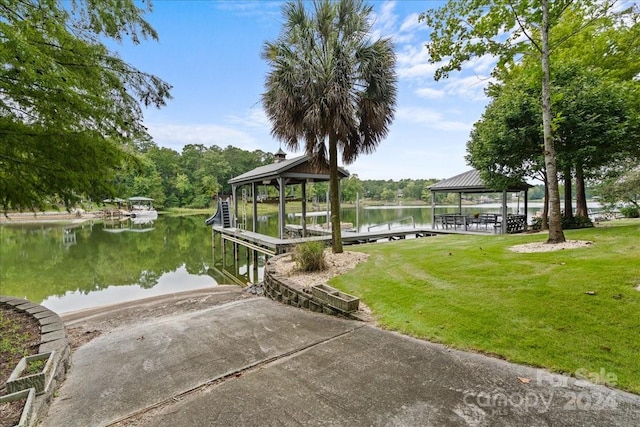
[0,399,26,427]
[0,306,41,425]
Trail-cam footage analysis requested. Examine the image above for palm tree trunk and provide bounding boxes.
[541,0,566,243]
[329,133,343,253]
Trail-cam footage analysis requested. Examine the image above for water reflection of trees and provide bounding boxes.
[0,216,216,302]
[1,207,536,303]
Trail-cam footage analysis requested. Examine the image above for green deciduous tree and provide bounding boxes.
[219,146,271,195]
[466,3,640,225]
[422,0,638,242]
[262,0,397,253]
[341,175,364,203]
[421,0,598,243]
[130,157,165,206]
[0,0,171,211]
[467,74,545,186]
[595,164,640,210]
[143,145,181,207]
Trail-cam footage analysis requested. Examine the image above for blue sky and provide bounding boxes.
[114,1,495,180]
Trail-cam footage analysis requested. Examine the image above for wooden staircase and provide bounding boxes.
[220,199,231,228]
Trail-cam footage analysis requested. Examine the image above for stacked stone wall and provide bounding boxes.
[263,255,363,320]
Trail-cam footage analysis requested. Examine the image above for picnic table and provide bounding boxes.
[435,213,525,233]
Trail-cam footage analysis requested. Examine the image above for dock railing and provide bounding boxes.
[367,216,415,232]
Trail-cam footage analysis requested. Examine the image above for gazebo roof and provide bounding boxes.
[429,169,531,193]
[228,154,349,187]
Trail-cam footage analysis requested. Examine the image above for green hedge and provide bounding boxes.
[531,215,594,231]
[620,206,640,218]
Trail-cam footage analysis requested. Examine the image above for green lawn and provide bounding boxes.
[329,220,640,394]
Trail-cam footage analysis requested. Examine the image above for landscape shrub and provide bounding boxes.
[620,206,640,218]
[530,215,594,231]
[562,215,594,229]
[293,241,327,272]
[530,217,543,231]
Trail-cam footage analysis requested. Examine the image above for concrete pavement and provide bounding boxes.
[44,288,640,426]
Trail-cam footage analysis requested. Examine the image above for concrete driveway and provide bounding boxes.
[44,287,640,426]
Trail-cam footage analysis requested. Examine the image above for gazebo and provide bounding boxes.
[228,149,349,238]
[428,169,532,234]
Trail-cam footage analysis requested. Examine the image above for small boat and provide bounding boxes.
[103,216,155,233]
[127,197,158,220]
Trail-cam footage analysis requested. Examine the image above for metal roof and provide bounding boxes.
[228,154,349,186]
[429,169,531,193]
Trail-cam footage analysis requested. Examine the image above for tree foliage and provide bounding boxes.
[0,0,172,211]
[466,3,640,220]
[595,163,640,210]
[422,0,636,242]
[421,0,570,243]
[110,144,271,209]
[262,0,397,253]
[466,73,544,189]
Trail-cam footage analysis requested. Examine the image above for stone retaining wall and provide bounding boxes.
[263,255,364,321]
[0,296,71,427]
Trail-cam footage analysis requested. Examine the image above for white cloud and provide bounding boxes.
[399,13,423,33]
[470,54,498,74]
[415,87,445,99]
[226,107,271,130]
[350,148,469,180]
[395,43,451,83]
[441,75,493,101]
[370,1,399,40]
[396,51,440,80]
[147,122,260,151]
[371,2,425,45]
[214,1,281,18]
[396,107,471,132]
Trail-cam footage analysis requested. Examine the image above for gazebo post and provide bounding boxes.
[501,190,508,234]
[524,189,529,231]
[458,192,462,214]
[431,191,436,229]
[252,182,258,232]
[277,177,286,239]
[301,182,307,237]
[232,184,238,228]
[231,184,238,260]
[251,181,259,266]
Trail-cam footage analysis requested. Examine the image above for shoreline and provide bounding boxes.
[0,211,102,224]
[61,286,241,325]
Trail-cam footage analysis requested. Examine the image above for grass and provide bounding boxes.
[0,308,40,388]
[26,359,44,375]
[329,219,640,394]
[0,311,30,359]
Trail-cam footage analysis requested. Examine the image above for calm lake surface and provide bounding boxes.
[1,204,547,313]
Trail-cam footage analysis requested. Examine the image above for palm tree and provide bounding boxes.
[262,0,397,253]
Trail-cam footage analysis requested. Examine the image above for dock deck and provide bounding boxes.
[212,226,438,256]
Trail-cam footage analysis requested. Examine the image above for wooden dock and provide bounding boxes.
[212,226,437,257]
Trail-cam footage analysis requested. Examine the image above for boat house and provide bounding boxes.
[228,149,349,239]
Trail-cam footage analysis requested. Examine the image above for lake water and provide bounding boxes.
[0,203,561,313]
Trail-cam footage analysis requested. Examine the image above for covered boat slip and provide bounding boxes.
[429,169,531,234]
[226,149,349,240]
[216,151,438,257]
